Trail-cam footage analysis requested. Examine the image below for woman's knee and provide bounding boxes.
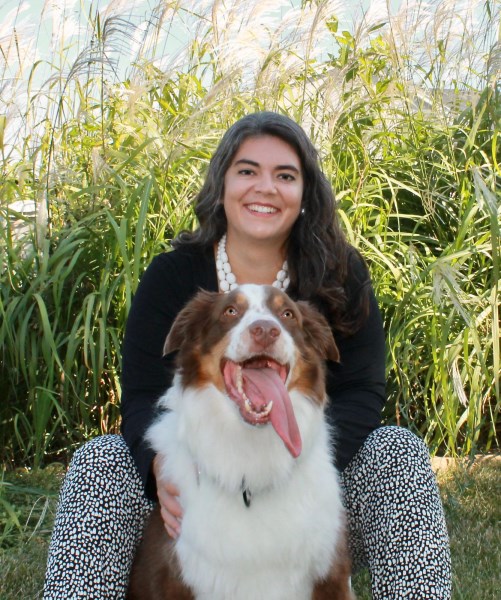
[362,426,431,471]
[342,426,436,506]
[63,434,144,501]
[71,433,130,464]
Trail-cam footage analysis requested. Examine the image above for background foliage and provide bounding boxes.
[0,0,499,469]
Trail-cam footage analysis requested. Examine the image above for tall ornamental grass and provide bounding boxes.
[0,0,499,468]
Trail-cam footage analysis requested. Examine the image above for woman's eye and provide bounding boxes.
[278,173,295,181]
[238,169,254,176]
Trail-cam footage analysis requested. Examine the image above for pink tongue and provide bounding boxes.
[242,367,302,458]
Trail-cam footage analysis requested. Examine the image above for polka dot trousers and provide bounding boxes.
[43,427,451,599]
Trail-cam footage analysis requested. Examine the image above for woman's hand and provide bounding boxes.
[152,454,183,539]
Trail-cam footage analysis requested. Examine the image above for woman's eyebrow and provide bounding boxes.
[234,158,300,173]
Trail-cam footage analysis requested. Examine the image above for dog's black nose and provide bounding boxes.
[249,319,281,348]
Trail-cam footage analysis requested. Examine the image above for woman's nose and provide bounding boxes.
[254,173,276,194]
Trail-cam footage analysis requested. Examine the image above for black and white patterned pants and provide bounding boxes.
[43,426,451,599]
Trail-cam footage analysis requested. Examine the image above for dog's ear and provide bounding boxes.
[163,290,220,355]
[296,300,340,363]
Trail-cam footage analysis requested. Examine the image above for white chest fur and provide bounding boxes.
[148,381,344,600]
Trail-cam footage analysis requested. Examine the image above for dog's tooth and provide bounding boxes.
[244,398,253,413]
[262,401,273,416]
[236,366,244,393]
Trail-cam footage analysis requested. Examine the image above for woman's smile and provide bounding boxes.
[245,203,279,215]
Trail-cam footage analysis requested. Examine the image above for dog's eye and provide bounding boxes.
[224,306,239,317]
[281,309,295,320]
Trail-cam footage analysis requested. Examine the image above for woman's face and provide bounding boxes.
[222,135,303,248]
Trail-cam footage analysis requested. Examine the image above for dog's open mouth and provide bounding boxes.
[222,357,302,458]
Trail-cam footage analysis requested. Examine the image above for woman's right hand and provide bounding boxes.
[153,454,183,539]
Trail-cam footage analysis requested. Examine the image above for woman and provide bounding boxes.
[44,112,451,599]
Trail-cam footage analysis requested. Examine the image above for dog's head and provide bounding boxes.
[164,284,339,458]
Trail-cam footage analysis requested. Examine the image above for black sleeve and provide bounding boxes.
[120,251,209,499]
[325,281,386,472]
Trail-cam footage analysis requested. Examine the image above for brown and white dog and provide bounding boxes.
[128,284,354,600]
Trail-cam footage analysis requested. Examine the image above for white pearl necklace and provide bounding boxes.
[216,234,290,293]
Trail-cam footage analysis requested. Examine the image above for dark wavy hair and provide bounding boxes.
[173,111,370,334]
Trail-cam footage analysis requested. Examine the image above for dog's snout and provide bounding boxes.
[249,319,281,348]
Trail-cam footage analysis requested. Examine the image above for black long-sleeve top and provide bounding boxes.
[121,244,386,500]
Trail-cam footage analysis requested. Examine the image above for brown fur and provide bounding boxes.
[127,507,194,600]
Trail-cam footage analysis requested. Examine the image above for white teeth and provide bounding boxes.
[244,398,273,417]
[261,401,273,416]
[247,204,277,214]
[236,366,244,394]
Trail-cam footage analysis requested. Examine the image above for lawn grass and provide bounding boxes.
[1,457,500,599]
[0,464,64,599]
[437,457,501,599]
